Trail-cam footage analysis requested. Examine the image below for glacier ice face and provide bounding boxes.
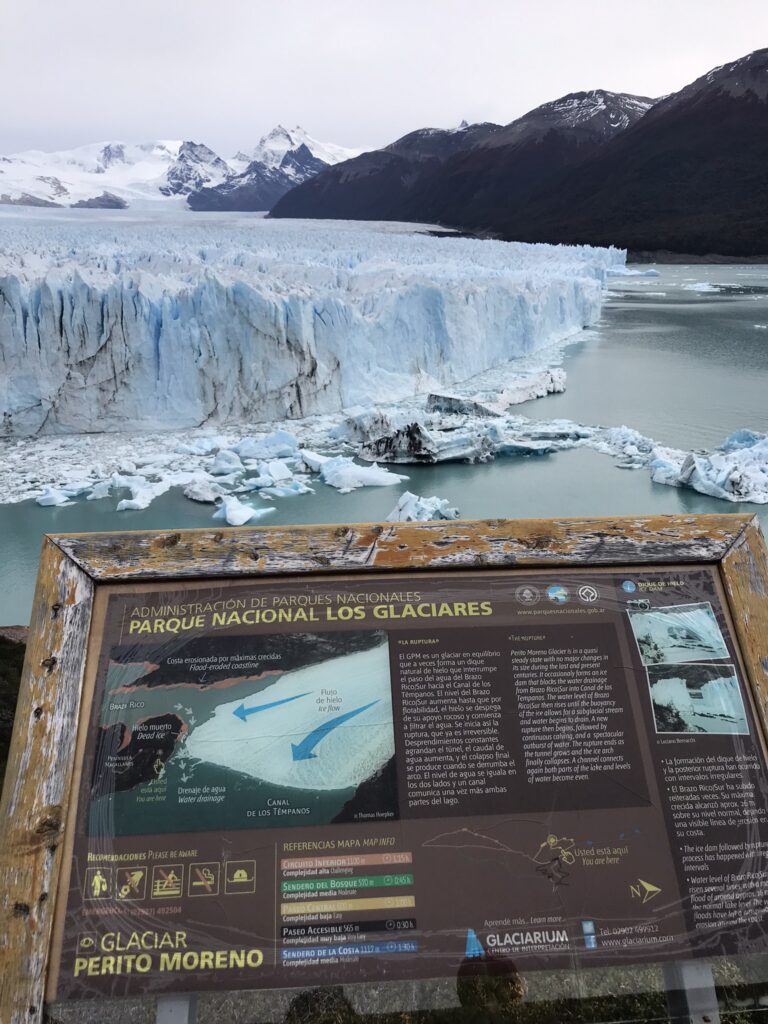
[0,213,623,436]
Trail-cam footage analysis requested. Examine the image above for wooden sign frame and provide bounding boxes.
[1,512,767,1023]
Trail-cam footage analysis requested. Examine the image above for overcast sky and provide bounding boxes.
[1,0,766,154]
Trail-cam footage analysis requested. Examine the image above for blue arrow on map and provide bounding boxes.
[291,700,380,761]
[233,692,310,722]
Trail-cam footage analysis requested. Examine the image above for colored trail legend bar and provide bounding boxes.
[281,895,416,916]
[281,852,413,871]
[281,918,417,939]
[281,941,419,962]
[282,873,414,894]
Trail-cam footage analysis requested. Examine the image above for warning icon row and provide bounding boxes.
[84,861,256,901]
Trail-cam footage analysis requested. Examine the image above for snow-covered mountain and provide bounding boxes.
[252,125,360,175]
[0,127,359,210]
[187,126,361,212]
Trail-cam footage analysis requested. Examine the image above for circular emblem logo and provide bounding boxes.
[546,585,569,604]
[578,584,599,603]
[515,584,541,606]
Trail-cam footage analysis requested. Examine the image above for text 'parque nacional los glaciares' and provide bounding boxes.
[127,591,494,634]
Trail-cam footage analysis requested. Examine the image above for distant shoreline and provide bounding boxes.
[628,250,768,265]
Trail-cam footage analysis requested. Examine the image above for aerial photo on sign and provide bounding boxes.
[92,629,398,834]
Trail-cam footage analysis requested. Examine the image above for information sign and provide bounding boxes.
[1,514,766,1022]
[49,564,768,998]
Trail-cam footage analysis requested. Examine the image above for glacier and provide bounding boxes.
[0,212,623,436]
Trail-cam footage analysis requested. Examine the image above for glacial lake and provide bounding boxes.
[1,263,766,627]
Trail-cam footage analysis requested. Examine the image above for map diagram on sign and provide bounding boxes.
[89,630,398,835]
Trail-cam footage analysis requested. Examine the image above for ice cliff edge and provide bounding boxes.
[0,217,624,436]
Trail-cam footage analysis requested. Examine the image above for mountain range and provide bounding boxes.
[0,126,359,210]
[3,47,766,255]
[271,48,768,256]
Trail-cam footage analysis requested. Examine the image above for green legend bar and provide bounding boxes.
[281,873,414,894]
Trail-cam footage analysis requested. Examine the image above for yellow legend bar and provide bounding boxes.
[281,894,416,916]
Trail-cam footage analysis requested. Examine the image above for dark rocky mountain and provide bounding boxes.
[269,92,653,224]
[272,49,768,256]
[503,49,768,255]
[71,191,127,209]
[187,161,292,211]
[269,120,503,221]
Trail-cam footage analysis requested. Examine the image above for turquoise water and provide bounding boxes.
[1,264,766,626]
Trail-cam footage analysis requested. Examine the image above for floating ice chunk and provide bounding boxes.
[260,480,314,498]
[649,447,686,487]
[720,429,765,453]
[265,459,293,482]
[299,450,331,472]
[116,479,171,511]
[492,438,556,457]
[210,450,244,476]
[360,422,493,464]
[212,495,276,526]
[36,487,71,507]
[240,474,274,491]
[319,456,408,493]
[332,409,402,444]
[682,282,719,293]
[175,437,225,455]
[87,481,112,500]
[650,432,768,503]
[607,267,660,277]
[233,431,299,460]
[60,480,94,498]
[386,491,460,522]
[183,477,224,503]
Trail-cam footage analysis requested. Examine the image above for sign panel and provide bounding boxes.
[50,565,768,999]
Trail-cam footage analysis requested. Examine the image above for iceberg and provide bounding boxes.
[682,282,719,293]
[212,495,276,526]
[386,491,460,522]
[35,487,71,507]
[232,430,299,460]
[182,477,224,503]
[0,215,623,436]
[209,450,244,476]
[650,432,768,503]
[318,456,409,493]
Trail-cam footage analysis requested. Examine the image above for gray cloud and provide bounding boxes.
[1,0,766,154]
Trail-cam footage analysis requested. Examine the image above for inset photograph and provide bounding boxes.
[627,602,729,666]
[647,662,748,735]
